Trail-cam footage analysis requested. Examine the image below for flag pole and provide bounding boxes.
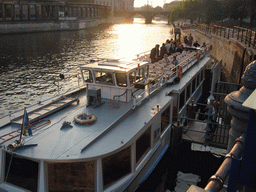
[19,108,26,143]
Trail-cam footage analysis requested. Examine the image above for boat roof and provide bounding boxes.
[80,58,148,72]
[0,56,210,161]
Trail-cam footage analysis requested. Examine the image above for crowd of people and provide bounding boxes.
[149,33,207,64]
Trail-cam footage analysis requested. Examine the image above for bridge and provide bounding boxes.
[127,10,171,24]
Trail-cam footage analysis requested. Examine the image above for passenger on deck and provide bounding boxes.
[169,40,175,55]
[162,54,171,67]
[188,33,193,46]
[160,43,167,59]
[193,41,200,47]
[175,39,183,53]
[150,44,160,63]
[165,40,171,56]
[171,56,179,66]
[182,47,189,55]
[184,36,189,45]
[201,42,206,47]
[176,39,182,48]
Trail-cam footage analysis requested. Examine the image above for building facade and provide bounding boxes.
[0,0,111,22]
[94,0,134,16]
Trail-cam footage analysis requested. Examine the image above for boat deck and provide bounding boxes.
[0,55,214,161]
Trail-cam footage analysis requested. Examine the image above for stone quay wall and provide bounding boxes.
[182,29,256,84]
[0,17,126,35]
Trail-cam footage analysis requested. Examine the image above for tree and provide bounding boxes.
[222,0,248,27]
[246,0,256,29]
[182,0,202,24]
[140,4,154,11]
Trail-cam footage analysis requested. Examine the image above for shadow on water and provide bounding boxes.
[137,141,224,192]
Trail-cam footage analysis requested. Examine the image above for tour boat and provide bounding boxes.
[0,46,210,192]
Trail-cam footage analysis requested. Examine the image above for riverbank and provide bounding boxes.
[0,17,129,35]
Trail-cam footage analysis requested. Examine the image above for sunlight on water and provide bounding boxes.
[0,19,172,115]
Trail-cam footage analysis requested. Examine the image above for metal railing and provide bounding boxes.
[0,73,84,127]
[132,48,207,108]
[181,24,256,48]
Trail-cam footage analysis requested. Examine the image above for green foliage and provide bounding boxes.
[140,4,154,11]
[165,0,255,28]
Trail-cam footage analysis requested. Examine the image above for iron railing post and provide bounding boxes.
[204,135,245,192]
[241,28,244,43]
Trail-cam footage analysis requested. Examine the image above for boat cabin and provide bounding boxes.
[80,59,149,103]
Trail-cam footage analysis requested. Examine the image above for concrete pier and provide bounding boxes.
[0,17,126,35]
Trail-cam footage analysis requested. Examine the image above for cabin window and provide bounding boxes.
[81,69,93,83]
[103,147,131,188]
[179,90,185,110]
[192,78,196,93]
[116,72,127,87]
[136,68,144,82]
[48,161,95,192]
[161,106,170,132]
[136,127,151,164]
[129,71,136,86]
[145,66,149,79]
[186,83,191,100]
[94,71,113,85]
[5,152,38,191]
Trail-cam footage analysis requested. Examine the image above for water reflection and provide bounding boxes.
[0,18,172,115]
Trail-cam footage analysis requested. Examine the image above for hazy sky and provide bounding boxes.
[134,0,178,8]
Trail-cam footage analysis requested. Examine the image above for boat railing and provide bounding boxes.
[136,50,151,62]
[132,48,207,108]
[0,73,84,126]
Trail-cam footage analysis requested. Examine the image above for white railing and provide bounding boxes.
[132,47,208,108]
[0,73,84,125]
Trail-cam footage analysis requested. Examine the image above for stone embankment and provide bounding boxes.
[182,28,256,84]
[0,17,127,35]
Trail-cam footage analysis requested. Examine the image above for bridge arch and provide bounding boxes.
[127,10,171,24]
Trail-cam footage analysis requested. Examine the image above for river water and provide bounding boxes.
[0,18,172,116]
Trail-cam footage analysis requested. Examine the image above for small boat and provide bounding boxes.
[0,46,210,192]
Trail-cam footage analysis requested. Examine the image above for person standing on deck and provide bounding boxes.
[150,44,160,63]
[160,43,167,59]
[188,33,193,46]
[165,40,171,56]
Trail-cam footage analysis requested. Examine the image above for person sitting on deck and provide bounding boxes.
[182,47,189,55]
[201,42,206,47]
[193,41,200,47]
[162,54,171,67]
[171,56,179,66]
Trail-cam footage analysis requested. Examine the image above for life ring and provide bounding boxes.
[178,66,183,78]
[197,53,201,61]
[74,113,97,125]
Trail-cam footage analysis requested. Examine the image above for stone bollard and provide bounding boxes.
[224,60,256,152]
